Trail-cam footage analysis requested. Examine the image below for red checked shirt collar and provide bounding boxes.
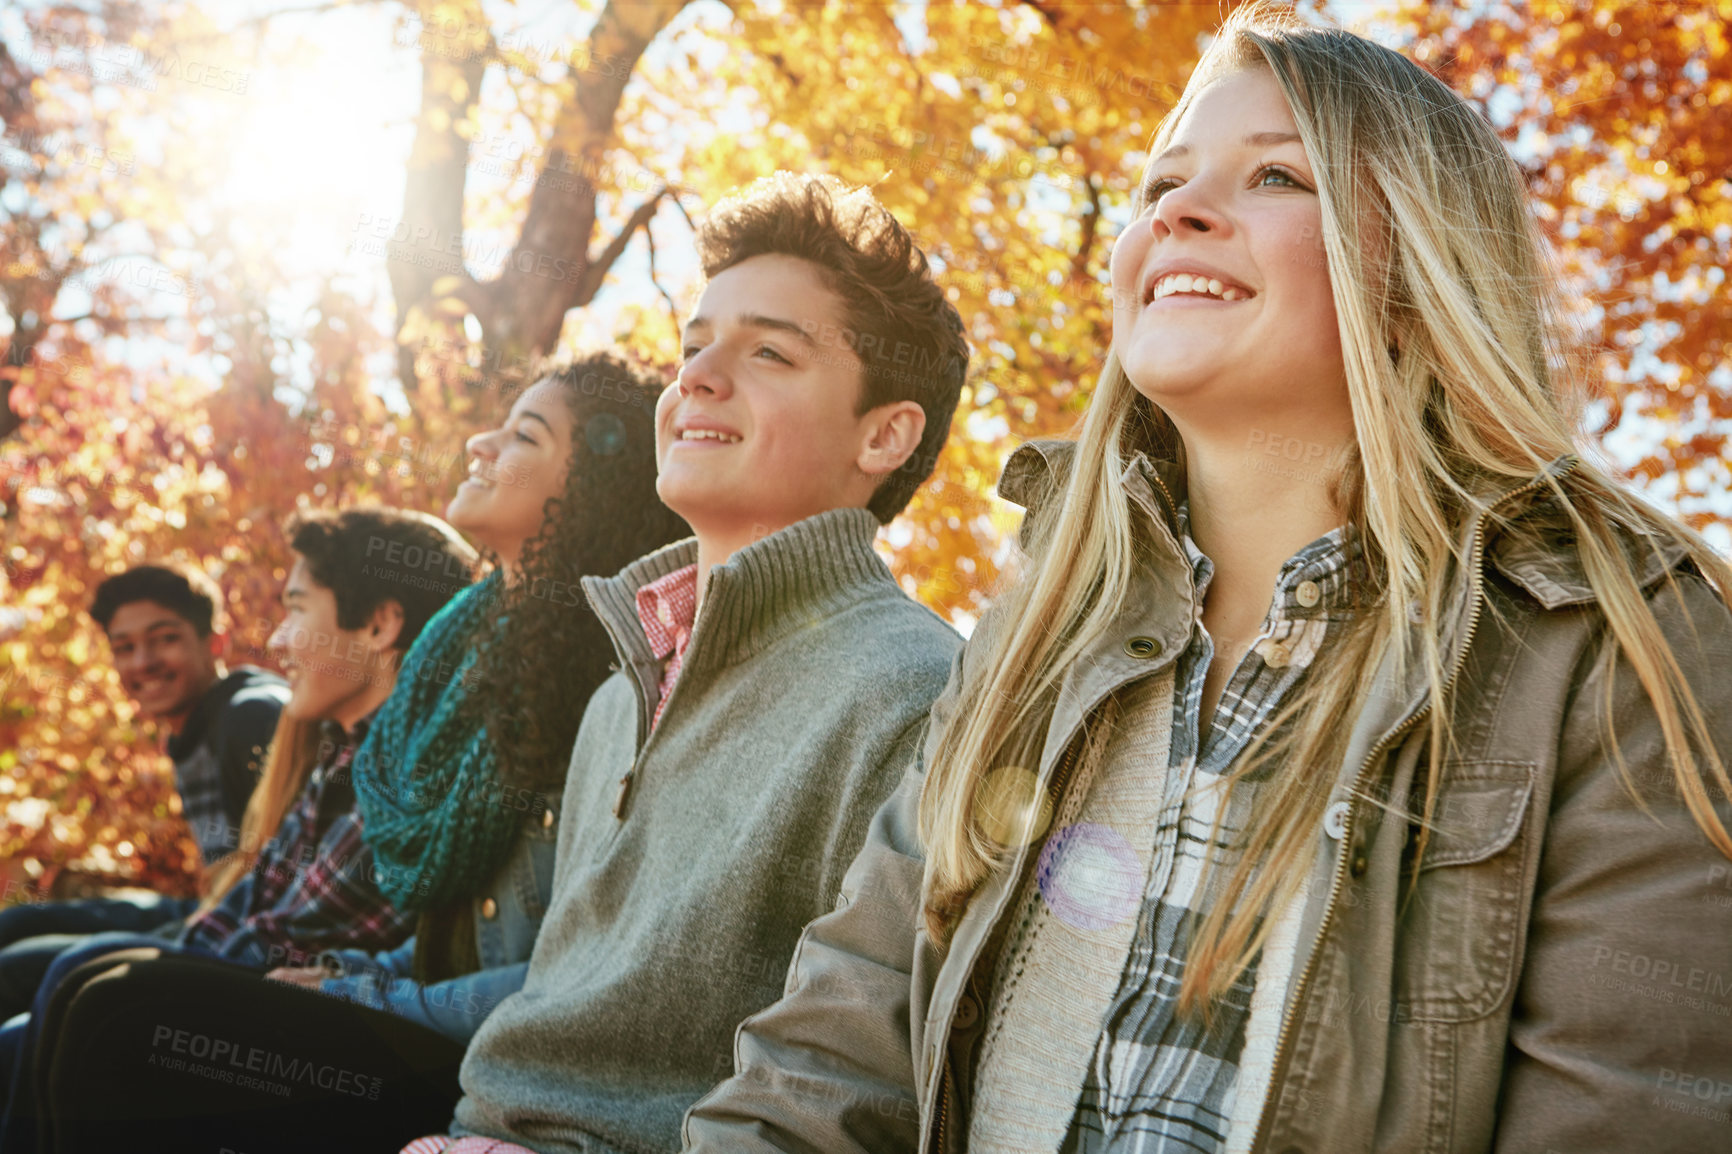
[634,563,699,731]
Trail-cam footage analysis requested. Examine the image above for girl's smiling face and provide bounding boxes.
[445,379,574,571]
[1110,66,1350,440]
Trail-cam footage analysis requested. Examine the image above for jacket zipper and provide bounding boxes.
[1046,726,1088,810]
[1248,463,1573,1152]
[934,1052,955,1153]
[612,693,653,818]
[1146,466,1179,520]
[611,760,639,818]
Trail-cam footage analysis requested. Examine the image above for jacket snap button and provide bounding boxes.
[1124,636,1161,658]
[1323,800,1350,840]
[481,898,498,920]
[952,994,980,1030]
[1260,641,1292,669]
[542,808,555,829]
[1295,580,1321,608]
[1350,851,1369,879]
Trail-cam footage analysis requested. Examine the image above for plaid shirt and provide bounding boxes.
[635,562,699,731]
[179,712,415,968]
[1061,506,1362,1154]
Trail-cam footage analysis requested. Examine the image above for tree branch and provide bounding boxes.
[458,0,688,363]
[644,218,680,322]
[569,187,669,307]
[1071,173,1101,282]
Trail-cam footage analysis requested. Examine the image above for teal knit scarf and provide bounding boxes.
[352,572,511,911]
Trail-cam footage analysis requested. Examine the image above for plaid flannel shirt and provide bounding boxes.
[1061,506,1362,1154]
[178,712,415,968]
[635,561,699,731]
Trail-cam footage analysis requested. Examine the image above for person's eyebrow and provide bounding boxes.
[1150,131,1304,168]
[741,314,818,347]
[281,585,304,604]
[516,409,555,436]
[683,313,817,348]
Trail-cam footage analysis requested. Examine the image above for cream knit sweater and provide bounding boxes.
[968,671,1304,1154]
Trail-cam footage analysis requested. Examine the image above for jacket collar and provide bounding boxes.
[995,440,1195,782]
[165,667,252,761]
[1481,464,1691,607]
[998,438,1184,537]
[583,506,899,693]
[995,438,1694,786]
[996,437,1690,613]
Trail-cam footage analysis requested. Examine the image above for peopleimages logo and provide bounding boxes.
[149,1026,382,1099]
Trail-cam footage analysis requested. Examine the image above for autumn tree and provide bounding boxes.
[1393,0,1732,546]
[3,0,1724,901]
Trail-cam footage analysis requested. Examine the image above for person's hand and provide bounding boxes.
[265,965,327,988]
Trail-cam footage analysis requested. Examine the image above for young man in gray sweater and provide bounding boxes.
[400,172,970,1154]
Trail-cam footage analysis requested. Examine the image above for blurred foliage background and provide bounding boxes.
[1,0,1727,899]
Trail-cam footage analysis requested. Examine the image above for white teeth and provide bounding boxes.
[1150,273,1248,302]
[680,429,741,443]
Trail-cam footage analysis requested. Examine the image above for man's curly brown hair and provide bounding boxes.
[694,172,970,523]
[469,352,690,791]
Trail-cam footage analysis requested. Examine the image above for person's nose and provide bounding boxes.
[1150,171,1231,238]
[465,428,501,464]
[676,343,733,401]
[266,617,294,660]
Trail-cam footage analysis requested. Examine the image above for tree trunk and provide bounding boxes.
[392,0,690,390]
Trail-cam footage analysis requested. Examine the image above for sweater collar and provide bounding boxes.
[583,506,897,684]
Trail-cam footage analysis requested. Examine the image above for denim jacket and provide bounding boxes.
[317,785,561,1043]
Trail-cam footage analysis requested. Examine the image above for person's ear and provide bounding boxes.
[365,600,405,659]
[206,629,228,664]
[855,401,927,480]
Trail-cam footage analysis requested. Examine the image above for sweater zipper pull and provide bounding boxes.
[612,766,637,820]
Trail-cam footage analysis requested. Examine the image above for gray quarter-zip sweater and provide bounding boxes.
[451,506,962,1153]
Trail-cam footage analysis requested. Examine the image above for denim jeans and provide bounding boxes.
[0,896,196,1023]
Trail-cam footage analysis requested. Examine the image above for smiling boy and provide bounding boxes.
[395,173,969,1154]
[94,565,290,869]
[0,567,288,1021]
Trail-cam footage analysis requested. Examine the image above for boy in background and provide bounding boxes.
[0,564,289,1016]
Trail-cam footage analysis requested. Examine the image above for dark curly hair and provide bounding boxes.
[695,172,970,522]
[468,352,690,790]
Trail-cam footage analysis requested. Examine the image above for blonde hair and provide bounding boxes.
[918,1,1732,1015]
[198,712,325,911]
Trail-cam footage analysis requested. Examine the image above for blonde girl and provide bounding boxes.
[684,5,1732,1153]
